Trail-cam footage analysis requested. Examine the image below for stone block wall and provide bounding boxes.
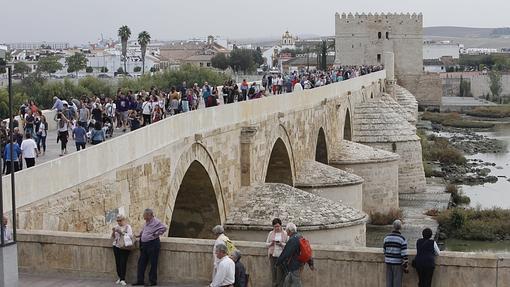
[331,160,399,214]
[398,73,442,109]
[17,230,510,287]
[366,141,426,194]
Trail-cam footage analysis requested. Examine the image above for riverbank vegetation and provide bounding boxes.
[437,208,510,241]
[466,105,510,118]
[422,112,495,128]
[419,130,467,166]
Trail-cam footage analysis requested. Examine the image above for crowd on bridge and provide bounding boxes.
[109,209,438,287]
[0,64,382,174]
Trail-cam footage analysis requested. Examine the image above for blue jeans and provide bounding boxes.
[283,270,302,287]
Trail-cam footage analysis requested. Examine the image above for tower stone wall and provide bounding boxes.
[335,12,423,77]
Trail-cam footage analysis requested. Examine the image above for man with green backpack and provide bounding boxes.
[277,223,315,287]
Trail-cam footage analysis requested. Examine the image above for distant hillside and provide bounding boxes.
[425,26,510,38]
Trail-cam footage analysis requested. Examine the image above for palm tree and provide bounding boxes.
[118,25,131,74]
[137,31,151,75]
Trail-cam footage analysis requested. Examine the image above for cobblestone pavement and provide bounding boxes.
[366,178,450,249]
[20,273,203,287]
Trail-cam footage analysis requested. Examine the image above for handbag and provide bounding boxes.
[117,226,136,250]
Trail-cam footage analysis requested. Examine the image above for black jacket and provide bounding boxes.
[234,259,246,287]
[276,233,313,272]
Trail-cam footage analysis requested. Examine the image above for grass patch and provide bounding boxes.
[369,208,403,225]
[422,112,495,128]
[418,130,467,177]
[437,208,510,241]
[466,105,510,118]
[445,184,470,206]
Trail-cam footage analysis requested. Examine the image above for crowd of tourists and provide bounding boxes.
[0,65,382,174]
[109,212,438,287]
[262,65,384,93]
[109,211,314,287]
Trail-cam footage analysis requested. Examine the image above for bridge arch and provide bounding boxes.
[315,127,328,164]
[343,108,352,141]
[165,143,225,239]
[263,125,295,186]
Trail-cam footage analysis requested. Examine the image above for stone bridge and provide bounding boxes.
[3,63,425,247]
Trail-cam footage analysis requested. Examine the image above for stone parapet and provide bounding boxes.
[17,230,510,287]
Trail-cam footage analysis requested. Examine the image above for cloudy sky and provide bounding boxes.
[1,0,506,44]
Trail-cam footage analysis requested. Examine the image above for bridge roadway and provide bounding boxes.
[20,273,201,287]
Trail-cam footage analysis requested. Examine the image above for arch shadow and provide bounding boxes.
[165,143,225,239]
[265,138,293,186]
[315,127,328,164]
[343,109,352,141]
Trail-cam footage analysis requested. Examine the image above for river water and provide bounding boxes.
[446,124,510,252]
[461,124,510,209]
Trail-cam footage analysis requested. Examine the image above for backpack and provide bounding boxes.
[297,237,312,263]
[224,238,237,255]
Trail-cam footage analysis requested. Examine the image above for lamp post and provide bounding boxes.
[0,63,19,287]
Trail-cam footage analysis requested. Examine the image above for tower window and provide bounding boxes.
[378,32,382,39]
[377,54,381,63]
[386,32,389,39]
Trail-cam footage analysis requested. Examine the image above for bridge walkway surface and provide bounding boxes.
[20,273,201,287]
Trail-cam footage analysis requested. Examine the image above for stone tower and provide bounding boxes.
[334,12,423,78]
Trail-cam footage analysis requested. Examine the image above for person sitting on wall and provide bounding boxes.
[133,208,167,286]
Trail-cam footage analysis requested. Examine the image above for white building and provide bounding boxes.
[423,41,460,59]
[461,48,499,55]
[281,31,297,49]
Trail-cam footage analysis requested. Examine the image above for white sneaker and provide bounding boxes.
[119,280,127,286]
[115,279,121,284]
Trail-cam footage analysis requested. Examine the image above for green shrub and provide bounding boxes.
[422,112,494,128]
[466,106,510,118]
[437,208,510,241]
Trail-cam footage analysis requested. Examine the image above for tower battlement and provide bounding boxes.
[335,12,423,24]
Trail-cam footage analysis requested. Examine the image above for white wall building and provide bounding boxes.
[423,41,460,59]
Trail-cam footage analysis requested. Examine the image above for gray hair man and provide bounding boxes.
[212,225,231,279]
[2,215,13,243]
[210,243,235,287]
[133,208,167,286]
[383,219,408,287]
[277,223,315,287]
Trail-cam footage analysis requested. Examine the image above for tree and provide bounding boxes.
[134,66,141,73]
[317,40,335,71]
[253,47,265,66]
[86,66,93,73]
[137,31,151,75]
[13,62,31,79]
[229,49,255,73]
[211,53,229,70]
[66,52,88,77]
[0,58,6,74]
[488,70,503,103]
[118,25,131,75]
[37,55,63,77]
